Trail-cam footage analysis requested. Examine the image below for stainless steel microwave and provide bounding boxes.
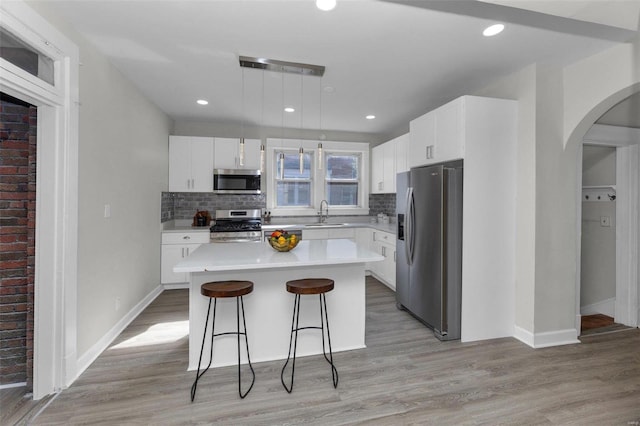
[213,169,261,194]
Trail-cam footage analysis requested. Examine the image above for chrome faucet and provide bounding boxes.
[319,199,329,223]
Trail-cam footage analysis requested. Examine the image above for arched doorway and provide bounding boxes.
[572,89,640,335]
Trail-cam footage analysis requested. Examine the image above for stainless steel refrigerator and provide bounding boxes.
[396,160,463,341]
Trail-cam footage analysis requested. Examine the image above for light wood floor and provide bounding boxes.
[10,278,640,425]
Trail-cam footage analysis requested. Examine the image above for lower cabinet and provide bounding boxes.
[161,231,210,284]
[302,228,355,240]
[369,230,396,290]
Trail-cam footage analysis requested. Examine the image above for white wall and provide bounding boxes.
[580,146,617,311]
[26,2,172,357]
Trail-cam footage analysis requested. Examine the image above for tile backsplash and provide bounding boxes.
[161,192,396,222]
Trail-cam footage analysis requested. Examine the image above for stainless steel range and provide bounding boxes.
[210,209,262,243]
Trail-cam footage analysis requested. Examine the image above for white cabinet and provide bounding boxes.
[409,97,464,168]
[161,231,210,285]
[370,133,409,194]
[369,230,396,290]
[169,136,214,192]
[395,133,409,174]
[371,133,407,194]
[214,137,262,170]
[302,227,355,240]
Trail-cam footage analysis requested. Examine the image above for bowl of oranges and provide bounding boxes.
[268,229,299,252]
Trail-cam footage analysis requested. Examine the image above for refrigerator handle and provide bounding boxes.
[405,186,414,266]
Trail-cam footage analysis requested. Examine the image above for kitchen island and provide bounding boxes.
[174,238,383,370]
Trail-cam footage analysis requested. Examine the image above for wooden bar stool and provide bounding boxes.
[280,278,339,393]
[190,280,255,401]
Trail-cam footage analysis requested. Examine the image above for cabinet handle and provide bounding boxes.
[183,236,191,240]
[181,247,185,257]
[382,246,386,257]
[191,178,195,188]
[394,250,396,262]
[186,247,190,256]
[187,179,190,189]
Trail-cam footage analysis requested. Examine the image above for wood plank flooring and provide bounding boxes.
[11,278,640,425]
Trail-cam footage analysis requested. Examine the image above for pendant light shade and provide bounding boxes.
[239,138,245,167]
[279,152,285,180]
[260,144,265,172]
[317,142,323,170]
[299,147,304,174]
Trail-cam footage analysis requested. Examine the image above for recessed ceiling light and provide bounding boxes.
[196,99,209,105]
[366,115,376,120]
[284,107,295,113]
[483,24,504,37]
[316,0,336,11]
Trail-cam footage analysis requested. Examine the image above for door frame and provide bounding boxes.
[0,1,79,399]
[576,124,640,332]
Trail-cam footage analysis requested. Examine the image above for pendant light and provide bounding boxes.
[317,76,324,170]
[298,73,304,174]
[239,67,245,167]
[259,69,265,172]
[279,71,285,180]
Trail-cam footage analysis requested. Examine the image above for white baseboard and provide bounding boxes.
[162,282,188,290]
[0,382,27,390]
[580,297,615,317]
[73,285,163,384]
[514,325,580,348]
[369,272,395,291]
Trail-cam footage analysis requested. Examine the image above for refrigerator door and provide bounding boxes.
[409,165,443,331]
[395,172,410,308]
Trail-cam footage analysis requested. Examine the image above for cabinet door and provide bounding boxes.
[382,141,395,193]
[214,137,239,169]
[409,112,435,168]
[395,133,409,174]
[328,228,355,240]
[242,138,262,170]
[371,144,385,194]
[169,136,192,192]
[161,243,201,284]
[302,229,329,240]
[435,97,464,162]
[190,137,214,192]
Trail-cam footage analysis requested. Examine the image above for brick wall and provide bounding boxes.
[369,193,396,218]
[0,95,36,388]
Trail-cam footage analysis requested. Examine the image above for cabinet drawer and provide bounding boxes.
[162,232,210,245]
[373,231,395,246]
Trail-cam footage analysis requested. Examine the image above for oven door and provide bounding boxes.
[210,231,262,243]
[213,169,261,194]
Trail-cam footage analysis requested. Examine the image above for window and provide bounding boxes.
[266,139,369,216]
[325,153,360,206]
[0,27,55,85]
[275,150,313,207]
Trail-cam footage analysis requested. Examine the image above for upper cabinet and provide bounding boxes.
[370,133,409,194]
[214,137,262,170]
[409,96,464,168]
[169,136,214,192]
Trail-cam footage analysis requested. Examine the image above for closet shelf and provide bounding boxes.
[582,185,616,202]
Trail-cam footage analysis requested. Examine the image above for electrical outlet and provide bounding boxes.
[600,216,611,227]
[104,203,111,218]
[115,297,121,311]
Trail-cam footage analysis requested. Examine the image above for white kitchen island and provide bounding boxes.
[174,238,383,370]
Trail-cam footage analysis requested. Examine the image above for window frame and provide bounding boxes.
[266,138,370,216]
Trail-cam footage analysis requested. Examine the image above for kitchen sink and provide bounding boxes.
[305,223,346,227]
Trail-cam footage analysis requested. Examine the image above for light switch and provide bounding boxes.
[104,204,111,218]
[600,216,610,227]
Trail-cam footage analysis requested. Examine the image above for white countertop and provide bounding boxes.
[174,239,383,273]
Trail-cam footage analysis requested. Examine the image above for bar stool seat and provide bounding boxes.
[281,278,339,393]
[190,280,255,402]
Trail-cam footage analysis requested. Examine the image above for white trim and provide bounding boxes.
[0,382,27,390]
[583,124,640,147]
[1,0,79,399]
[74,286,163,382]
[580,297,616,317]
[162,283,189,290]
[616,145,639,327]
[514,326,580,348]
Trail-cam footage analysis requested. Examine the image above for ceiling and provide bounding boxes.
[33,0,640,139]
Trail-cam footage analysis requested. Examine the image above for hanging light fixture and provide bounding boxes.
[279,71,285,180]
[318,76,324,170]
[239,67,245,167]
[298,73,305,174]
[259,69,265,172]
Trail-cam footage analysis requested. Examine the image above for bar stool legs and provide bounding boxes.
[281,291,339,393]
[191,282,255,402]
